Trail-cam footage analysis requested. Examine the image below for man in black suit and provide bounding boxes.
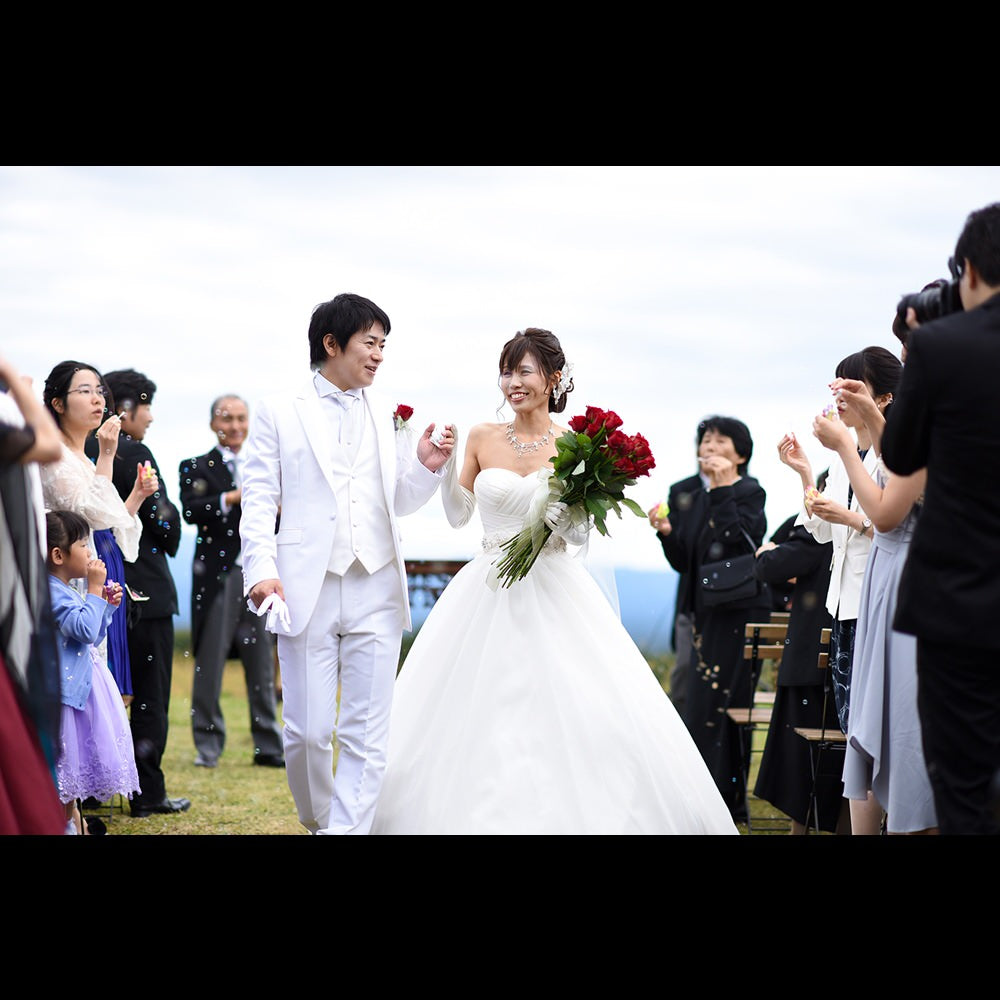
[179,394,283,769]
[881,202,1000,835]
[93,368,190,818]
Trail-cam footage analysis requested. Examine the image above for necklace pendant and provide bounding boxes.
[506,421,554,457]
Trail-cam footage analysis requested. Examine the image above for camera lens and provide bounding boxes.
[894,278,963,340]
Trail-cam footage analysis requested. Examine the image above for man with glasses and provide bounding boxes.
[881,202,1000,835]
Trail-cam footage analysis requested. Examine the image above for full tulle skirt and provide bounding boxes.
[372,542,738,835]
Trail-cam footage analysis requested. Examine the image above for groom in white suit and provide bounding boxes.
[240,293,453,834]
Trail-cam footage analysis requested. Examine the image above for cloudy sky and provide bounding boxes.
[3,165,998,572]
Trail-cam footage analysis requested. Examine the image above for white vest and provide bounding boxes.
[326,401,395,576]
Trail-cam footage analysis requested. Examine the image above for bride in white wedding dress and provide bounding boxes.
[371,329,737,835]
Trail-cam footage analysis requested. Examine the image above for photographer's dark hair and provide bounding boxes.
[308,293,391,370]
[102,369,156,415]
[46,508,90,557]
[43,360,111,427]
[836,346,902,416]
[696,415,754,472]
[498,327,574,414]
[955,202,1000,287]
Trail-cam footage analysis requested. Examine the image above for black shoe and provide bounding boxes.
[81,796,105,810]
[193,754,218,768]
[83,816,107,835]
[130,796,192,818]
[253,754,286,768]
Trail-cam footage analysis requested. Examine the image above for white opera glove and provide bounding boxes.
[247,593,292,634]
[545,501,591,545]
[441,427,476,528]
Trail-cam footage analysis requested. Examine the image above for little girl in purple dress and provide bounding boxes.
[46,509,140,834]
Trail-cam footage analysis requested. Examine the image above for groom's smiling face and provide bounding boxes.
[322,322,387,391]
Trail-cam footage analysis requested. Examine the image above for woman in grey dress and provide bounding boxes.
[813,377,937,835]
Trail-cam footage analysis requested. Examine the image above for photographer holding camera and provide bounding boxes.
[881,202,1000,835]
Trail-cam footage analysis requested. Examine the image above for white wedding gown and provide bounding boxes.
[371,468,738,835]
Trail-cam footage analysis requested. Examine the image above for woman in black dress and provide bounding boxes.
[752,510,848,833]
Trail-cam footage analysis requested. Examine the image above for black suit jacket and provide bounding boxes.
[660,473,769,617]
[753,519,833,685]
[881,291,1000,649]
[178,446,241,652]
[86,435,181,620]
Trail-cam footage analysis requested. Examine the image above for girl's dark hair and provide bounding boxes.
[46,509,90,559]
[835,346,902,416]
[696,415,754,472]
[498,327,574,413]
[42,360,112,428]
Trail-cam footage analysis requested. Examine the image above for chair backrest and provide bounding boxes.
[743,622,789,663]
[817,627,832,671]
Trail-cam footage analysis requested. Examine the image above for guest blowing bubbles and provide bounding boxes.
[40,361,156,703]
[778,346,901,834]
[652,415,770,824]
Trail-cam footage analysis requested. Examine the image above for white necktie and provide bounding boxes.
[334,391,363,463]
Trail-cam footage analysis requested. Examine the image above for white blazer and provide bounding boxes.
[239,380,441,636]
[795,447,880,621]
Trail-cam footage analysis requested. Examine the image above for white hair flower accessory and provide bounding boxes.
[552,361,574,403]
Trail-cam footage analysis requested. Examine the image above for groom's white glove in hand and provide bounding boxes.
[441,425,477,528]
[248,592,292,634]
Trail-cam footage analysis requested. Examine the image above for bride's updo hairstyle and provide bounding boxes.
[498,327,575,414]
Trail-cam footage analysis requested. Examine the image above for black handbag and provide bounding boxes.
[699,528,762,607]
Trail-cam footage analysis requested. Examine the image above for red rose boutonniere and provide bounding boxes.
[394,404,414,431]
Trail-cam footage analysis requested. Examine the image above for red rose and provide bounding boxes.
[394,404,414,422]
[568,414,588,433]
[609,432,655,478]
[603,409,623,432]
[627,432,656,476]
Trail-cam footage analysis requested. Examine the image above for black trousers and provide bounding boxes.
[917,637,1000,835]
[128,615,174,808]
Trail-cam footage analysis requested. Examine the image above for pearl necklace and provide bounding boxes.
[506,421,554,457]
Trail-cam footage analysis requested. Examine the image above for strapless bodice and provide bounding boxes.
[474,467,565,555]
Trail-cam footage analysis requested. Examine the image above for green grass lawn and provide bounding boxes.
[92,637,791,835]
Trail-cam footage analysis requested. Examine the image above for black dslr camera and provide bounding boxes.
[892,257,964,347]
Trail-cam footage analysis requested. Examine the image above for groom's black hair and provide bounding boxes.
[309,293,391,369]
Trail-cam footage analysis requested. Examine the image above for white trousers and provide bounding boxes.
[276,562,403,835]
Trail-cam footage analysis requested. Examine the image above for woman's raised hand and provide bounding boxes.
[95,413,122,457]
[777,432,811,477]
[135,461,159,499]
[698,453,737,488]
[812,413,854,453]
[828,378,879,425]
[808,494,852,526]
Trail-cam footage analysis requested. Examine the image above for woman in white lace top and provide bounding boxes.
[40,360,156,701]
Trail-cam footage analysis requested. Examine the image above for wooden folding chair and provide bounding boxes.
[794,626,847,834]
[728,621,788,833]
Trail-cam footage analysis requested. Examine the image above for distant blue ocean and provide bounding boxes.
[171,530,678,657]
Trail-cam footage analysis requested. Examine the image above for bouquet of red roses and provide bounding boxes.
[492,405,655,588]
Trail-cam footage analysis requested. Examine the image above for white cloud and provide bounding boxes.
[4,164,998,575]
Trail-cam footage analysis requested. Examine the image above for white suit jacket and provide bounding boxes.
[239,380,441,636]
[795,447,880,621]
